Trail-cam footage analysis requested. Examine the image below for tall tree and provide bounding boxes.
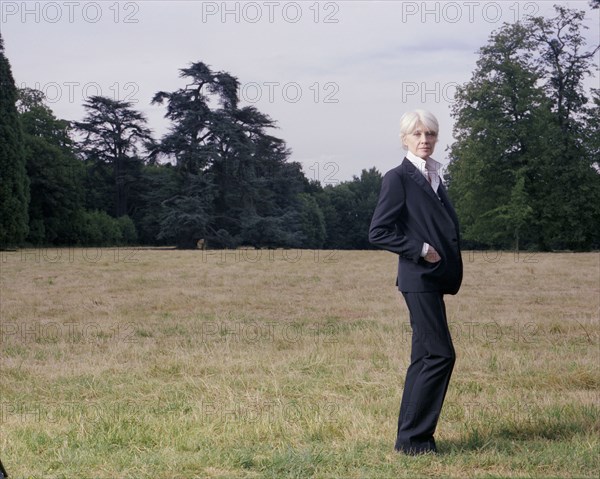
[152,62,240,247]
[129,163,181,245]
[532,6,599,142]
[528,6,600,249]
[18,88,85,244]
[74,96,152,218]
[153,61,306,248]
[579,87,600,248]
[0,33,29,247]
[448,21,553,248]
[447,7,599,250]
[583,88,600,172]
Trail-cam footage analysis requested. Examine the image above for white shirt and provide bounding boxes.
[406,150,442,193]
[405,151,443,257]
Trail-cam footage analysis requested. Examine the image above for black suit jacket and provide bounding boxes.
[369,158,463,294]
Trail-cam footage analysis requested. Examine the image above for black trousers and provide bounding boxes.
[395,291,455,454]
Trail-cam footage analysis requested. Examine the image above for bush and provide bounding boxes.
[116,215,138,245]
[76,210,122,246]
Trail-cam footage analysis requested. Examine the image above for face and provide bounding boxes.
[404,123,437,159]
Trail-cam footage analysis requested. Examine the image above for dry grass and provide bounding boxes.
[0,248,598,478]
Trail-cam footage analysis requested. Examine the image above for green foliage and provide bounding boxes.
[75,210,119,245]
[74,95,152,218]
[297,193,326,249]
[153,61,308,249]
[239,207,304,248]
[130,164,181,245]
[0,33,29,247]
[157,173,215,249]
[73,210,137,246]
[5,8,596,251]
[316,168,382,249]
[447,6,600,250]
[19,89,85,245]
[116,215,138,244]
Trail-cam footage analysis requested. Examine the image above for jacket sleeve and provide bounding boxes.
[368,169,422,263]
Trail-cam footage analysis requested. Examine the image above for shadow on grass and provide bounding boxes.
[439,405,599,454]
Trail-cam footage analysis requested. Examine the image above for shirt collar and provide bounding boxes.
[406,150,442,173]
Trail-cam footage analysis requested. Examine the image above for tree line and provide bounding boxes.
[1,49,381,250]
[1,5,598,251]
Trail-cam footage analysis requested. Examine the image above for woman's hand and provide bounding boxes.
[424,245,441,263]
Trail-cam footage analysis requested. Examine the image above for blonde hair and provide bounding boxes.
[399,109,439,148]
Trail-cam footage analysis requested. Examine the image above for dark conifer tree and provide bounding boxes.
[0,34,29,247]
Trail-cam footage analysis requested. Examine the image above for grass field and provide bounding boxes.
[0,248,598,478]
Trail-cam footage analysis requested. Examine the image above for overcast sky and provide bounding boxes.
[2,0,599,183]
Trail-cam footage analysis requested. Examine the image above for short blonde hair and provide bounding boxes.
[399,109,439,148]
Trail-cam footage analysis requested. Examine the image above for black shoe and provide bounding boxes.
[395,438,437,455]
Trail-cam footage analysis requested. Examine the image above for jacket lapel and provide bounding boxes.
[402,158,444,204]
[402,158,457,226]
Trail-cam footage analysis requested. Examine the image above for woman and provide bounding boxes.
[369,109,463,454]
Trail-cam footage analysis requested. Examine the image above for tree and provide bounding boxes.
[479,168,533,251]
[316,167,382,249]
[531,6,600,142]
[153,61,306,248]
[129,163,181,245]
[18,88,85,244]
[584,89,600,167]
[74,96,152,218]
[447,7,599,250]
[0,33,29,247]
[156,173,215,249]
[448,21,552,248]
[528,6,600,249]
[348,168,383,249]
[152,62,239,175]
[583,90,600,248]
[297,193,326,248]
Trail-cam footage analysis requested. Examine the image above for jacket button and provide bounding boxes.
[451,238,457,242]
